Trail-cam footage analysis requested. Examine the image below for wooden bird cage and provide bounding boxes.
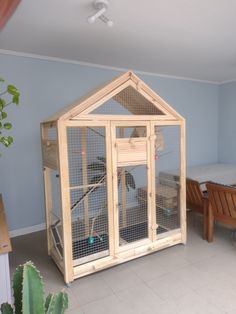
[41,71,186,284]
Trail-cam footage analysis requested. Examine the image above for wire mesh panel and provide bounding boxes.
[116,126,147,138]
[67,127,109,265]
[91,86,164,115]
[154,125,181,236]
[118,165,148,246]
[50,169,63,259]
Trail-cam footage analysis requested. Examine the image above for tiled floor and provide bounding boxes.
[10,213,236,314]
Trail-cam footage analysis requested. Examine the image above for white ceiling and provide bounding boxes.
[0,0,236,83]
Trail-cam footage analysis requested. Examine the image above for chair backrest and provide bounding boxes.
[206,182,236,227]
[186,178,206,213]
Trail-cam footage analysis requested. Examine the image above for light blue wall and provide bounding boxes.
[0,53,219,232]
[218,82,236,162]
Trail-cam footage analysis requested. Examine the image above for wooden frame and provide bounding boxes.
[41,71,186,283]
[206,182,236,242]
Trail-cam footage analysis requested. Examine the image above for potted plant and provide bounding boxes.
[0,77,20,153]
[0,261,68,314]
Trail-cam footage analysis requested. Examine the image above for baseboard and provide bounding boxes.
[9,202,139,238]
[10,223,46,238]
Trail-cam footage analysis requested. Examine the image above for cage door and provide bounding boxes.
[67,125,111,266]
[112,124,151,250]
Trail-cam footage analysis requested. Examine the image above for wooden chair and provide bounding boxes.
[186,178,208,239]
[206,182,236,242]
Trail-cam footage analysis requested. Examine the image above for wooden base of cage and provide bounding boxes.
[72,230,183,280]
[48,228,184,283]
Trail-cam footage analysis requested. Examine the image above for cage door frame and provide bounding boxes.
[150,120,186,242]
[65,120,115,262]
[111,121,153,253]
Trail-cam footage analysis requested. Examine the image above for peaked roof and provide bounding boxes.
[43,71,184,122]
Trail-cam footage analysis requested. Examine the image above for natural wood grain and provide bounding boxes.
[0,195,12,255]
[186,178,208,239]
[206,182,236,242]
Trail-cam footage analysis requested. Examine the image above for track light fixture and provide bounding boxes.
[87,0,113,27]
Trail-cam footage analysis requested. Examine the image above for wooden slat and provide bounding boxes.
[41,124,53,254]
[231,194,236,218]
[206,182,236,242]
[110,123,120,254]
[212,190,223,214]
[43,71,132,122]
[221,192,230,216]
[129,72,184,121]
[73,115,176,121]
[116,139,147,165]
[73,231,182,279]
[0,195,12,254]
[119,127,127,228]
[57,121,73,284]
[179,120,186,243]
[105,123,115,257]
[81,127,89,237]
[146,123,155,241]
[42,139,58,170]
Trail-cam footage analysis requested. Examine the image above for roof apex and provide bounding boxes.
[42,71,184,122]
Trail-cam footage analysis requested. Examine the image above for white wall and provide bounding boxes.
[218,82,236,162]
[0,53,219,233]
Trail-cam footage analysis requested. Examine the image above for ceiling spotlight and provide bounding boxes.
[87,0,114,27]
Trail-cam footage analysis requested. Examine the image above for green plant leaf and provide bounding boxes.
[96,156,106,164]
[0,303,14,314]
[7,136,13,144]
[0,77,5,82]
[45,292,68,314]
[22,261,45,314]
[0,136,13,147]
[0,98,6,110]
[1,112,7,119]
[13,264,24,314]
[4,122,12,130]
[0,122,2,129]
[7,85,19,96]
[45,293,53,312]
[12,94,20,105]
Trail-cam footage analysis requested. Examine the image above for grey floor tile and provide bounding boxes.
[174,290,224,314]
[99,263,143,293]
[69,273,114,306]
[8,214,236,314]
[146,271,195,302]
[127,253,170,282]
[81,294,134,314]
[193,279,236,313]
[115,282,163,313]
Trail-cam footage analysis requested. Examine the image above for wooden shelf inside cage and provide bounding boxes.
[137,184,178,215]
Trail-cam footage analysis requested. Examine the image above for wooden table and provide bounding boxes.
[0,194,12,304]
[160,163,236,189]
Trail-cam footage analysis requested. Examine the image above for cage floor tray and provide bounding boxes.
[119,222,168,243]
[72,234,109,260]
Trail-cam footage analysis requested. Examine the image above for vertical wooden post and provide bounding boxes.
[105,123,115,257]
[179,120,186,244]
[57,121,73,284]
[149,122,157,241]
[41,124,52,255]
[81,127,89,238]
[111,122,120,253]
[119,127,127,228]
